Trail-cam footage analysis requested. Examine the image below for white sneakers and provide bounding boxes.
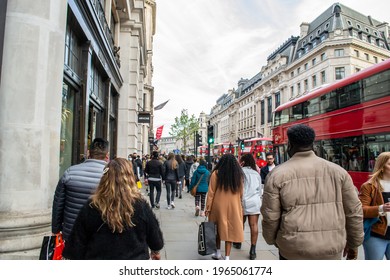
[195,206,200,216]
[171,201,175,208]
[211,253,225,260]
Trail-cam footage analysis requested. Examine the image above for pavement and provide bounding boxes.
[141,183,365,260]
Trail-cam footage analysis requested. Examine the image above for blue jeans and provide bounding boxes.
[363,236,390,260]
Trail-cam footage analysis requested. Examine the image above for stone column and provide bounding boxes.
[0,1,67,258]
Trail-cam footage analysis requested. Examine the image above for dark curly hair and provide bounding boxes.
[213,153,244,193]
[287,124,315,147]
[239,153,257,171]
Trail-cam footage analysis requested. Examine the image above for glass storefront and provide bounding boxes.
[59,82,75,176]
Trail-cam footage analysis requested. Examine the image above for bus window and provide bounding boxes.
[305,97,320,117]
[320,91,338,113]
[366,133,390,171]
[274,145,287,165]
[363,69,390,102]
[338,82,362,108]
[291,103,303,121]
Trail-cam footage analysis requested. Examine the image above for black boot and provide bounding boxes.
[233,242,241,249]
[249,244,256,260]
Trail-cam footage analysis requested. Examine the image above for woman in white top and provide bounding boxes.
[236,153,262,260]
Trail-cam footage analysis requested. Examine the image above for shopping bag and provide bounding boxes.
[39,233,64,260]
[198,221,217,255]
[137,181,142,189]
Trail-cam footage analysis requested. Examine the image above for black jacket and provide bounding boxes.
[62,199,164,260]
[144,159,164,180]
[260,164,277,183]
[184,160,193,179]
[51,159,106,241]
[163,160,179,181]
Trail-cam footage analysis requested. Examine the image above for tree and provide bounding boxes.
[169,109,199,154]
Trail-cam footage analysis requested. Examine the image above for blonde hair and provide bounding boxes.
[90,158,142,233]
[167,152,178,169]
[369,152,390,191]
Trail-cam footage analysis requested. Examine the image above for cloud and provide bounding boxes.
[152,0,390,136]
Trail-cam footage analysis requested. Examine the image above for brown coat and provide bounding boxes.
[359,181,388,236]
[206,171,244,242]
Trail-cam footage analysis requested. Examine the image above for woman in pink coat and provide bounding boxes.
[205,153,244,260]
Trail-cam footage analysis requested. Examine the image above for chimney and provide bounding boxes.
[300,22,310,38]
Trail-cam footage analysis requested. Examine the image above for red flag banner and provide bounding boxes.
[156,125,164,140]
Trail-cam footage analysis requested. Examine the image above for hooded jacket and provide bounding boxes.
[189,165,210,193]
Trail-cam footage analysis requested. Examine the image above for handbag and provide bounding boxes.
[190,174,205,196]
[39,233,64,260]
[363,184,380,241]
[198,219,217,255]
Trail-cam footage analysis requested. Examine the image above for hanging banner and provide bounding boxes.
[156,125,164,140]
[138,112,150,124]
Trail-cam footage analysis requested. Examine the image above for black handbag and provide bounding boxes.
[198,220,217,255]
[39,235,55,260]
[39,234,64,260]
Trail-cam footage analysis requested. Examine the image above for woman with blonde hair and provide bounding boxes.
[163,152,179,209]
[62,158,164,260]
[359,151,390,260]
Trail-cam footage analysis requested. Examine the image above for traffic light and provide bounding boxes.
[240,141,245,150]
[207,125,214,144]
[196,132,202,146]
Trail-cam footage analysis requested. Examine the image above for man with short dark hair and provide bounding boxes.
[260,152,276,183]
[51,138,109,241]
[144,151,164,209]
[261,124,363,260]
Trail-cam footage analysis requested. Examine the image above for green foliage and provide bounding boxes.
[169,109,199,153]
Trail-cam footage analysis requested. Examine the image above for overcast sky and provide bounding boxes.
[152,0,390,137]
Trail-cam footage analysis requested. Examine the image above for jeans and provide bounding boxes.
[363,235,390,260]
[165,180,176,205]
[148,180,161,207]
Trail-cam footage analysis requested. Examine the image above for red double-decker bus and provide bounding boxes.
[239,137,273,168]
[198,145,208,156]
[272,59,390,189]
[213,142,234,157]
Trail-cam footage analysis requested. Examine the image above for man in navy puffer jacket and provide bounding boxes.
[51,138,109,241]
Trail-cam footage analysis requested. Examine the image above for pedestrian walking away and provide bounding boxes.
[237,153,262,260]
[62,158,164,260]
[261,124,363,260]
[189,159,210,217]
[175,154,186,199]
[51,138,109,242]
[144,151,164,209]
[359,151,390,260]
[163,152,180,209]
[205,153,245,261]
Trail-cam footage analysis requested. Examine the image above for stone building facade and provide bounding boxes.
[208,3,390,145]
[0,0,156,258]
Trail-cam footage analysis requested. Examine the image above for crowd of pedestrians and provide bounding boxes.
[50,123,390,260]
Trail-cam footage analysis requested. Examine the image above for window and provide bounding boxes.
[64,25,82,76]
[297,83,301,94]
[290,86,294,97]
[260,100,265,125]
[313,41,317,47]
[297,67,301,74]
[312,58,316,66]
[304,63,308,70]
[355,68,361,73]
[334,49,344,57]
[312,75,317,88]
[335,67,345,80]
[304,79,308,92]
[267,97,272,123]
[374,56,378,63]
[290,71,294,78]
[60,82,76,176]
[321,71,326,84]
[354,50,359,57]
[365,53,369,61]
[321,53,326,61]
[275,92,280,108]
